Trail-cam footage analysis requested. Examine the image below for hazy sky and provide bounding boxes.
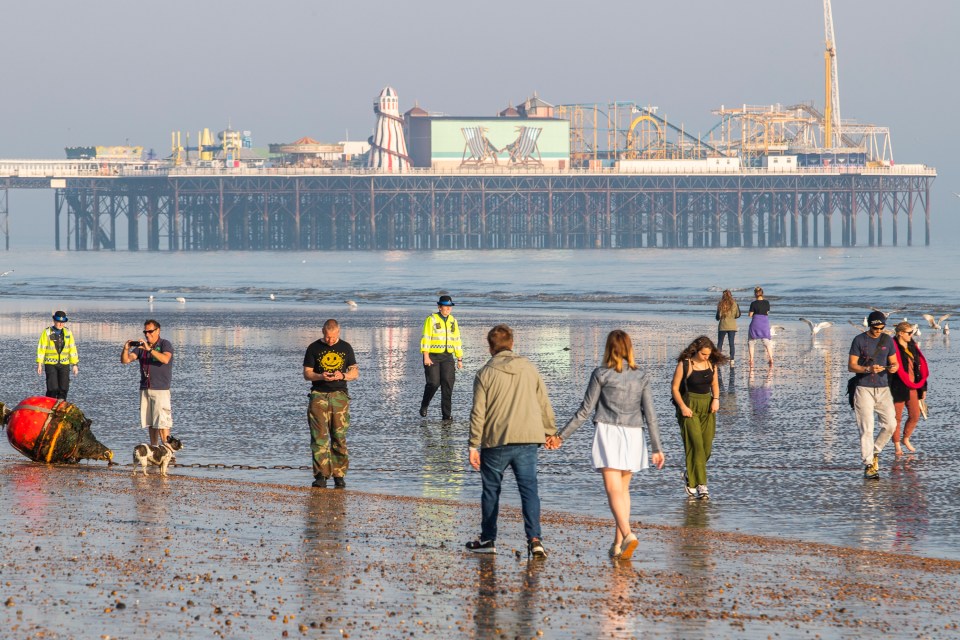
[2,0,957,247]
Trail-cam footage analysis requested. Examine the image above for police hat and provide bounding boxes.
[52,311,69,322]
[437,295,455,306]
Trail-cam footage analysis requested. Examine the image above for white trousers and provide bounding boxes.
[854,386,896,466]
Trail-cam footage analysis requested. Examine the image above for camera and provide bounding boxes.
[130,340,145,348]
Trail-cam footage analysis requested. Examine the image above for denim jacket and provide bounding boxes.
[559,366,662,453]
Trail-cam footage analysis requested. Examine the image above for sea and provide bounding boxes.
[1,245,958,559]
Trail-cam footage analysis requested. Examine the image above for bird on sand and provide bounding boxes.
[345,300,358,309]
[176,297,186,304]
[770,325,787,337]
[799,318,833,335]
[943,322,950,336]
[269,293,276,301]
[922,313,951,331]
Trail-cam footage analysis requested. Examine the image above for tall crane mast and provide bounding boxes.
[823,0,842,149]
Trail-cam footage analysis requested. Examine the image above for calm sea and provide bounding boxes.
[1,246,957,559]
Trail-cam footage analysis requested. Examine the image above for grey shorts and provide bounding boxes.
[139,389,173,429]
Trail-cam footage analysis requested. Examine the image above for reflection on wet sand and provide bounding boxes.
[888,455,929,555]
[302,490,348,608]
[473,555,544,638]
[673,500,713,639]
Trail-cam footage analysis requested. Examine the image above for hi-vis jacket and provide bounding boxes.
[36,327,79,366]
[420,313,463,358]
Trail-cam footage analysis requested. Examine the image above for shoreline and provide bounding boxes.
[3,462,959,638]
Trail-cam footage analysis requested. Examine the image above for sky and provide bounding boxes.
[1,0,957,247]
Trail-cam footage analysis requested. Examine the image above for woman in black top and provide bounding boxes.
[671,336,727,499]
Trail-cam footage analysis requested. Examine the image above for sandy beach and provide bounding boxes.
[3,460,959,640]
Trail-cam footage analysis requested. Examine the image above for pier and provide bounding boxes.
[0,162,936,251]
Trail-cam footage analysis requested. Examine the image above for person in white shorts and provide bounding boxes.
[121,319,174,446]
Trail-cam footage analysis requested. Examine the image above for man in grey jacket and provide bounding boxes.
[466,324,556,557]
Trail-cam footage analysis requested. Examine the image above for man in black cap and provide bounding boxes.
[419,295,463,422]
[848,310,899,479]
[36,311,79,400]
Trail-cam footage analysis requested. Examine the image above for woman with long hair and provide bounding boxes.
[889,321,929,455]
[747,286,774,367]
[548,330,664,560]
[672,335,726,499]
[715,290,741,366]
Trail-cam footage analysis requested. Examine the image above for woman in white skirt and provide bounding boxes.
[547,330,664,560]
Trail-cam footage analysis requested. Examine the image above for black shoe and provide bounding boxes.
[419,406,428,418]
[333,476,346,489]
[527,538,547,558]
[311,475,327,489]
[442,416,453,425]
[465,539,496,554]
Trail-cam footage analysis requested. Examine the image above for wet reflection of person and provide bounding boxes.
[600,561,640,636]
[748,366,774,417]
[888,456,929,555]
[302,490,348,611]
[472,555,543,639]
[674,500,712,636]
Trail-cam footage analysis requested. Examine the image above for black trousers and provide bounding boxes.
[44,364,71,400]
[421,352,456,419]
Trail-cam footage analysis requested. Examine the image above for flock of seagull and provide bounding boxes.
[797,307,950,338]
[144,293,360,309]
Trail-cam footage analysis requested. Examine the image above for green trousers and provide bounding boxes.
[308,391,350,478]
[677,391,716,488]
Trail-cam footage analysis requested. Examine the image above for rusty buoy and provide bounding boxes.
[1,396,113,464]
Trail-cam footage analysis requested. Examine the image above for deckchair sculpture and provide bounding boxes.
[460,127,500,166]
[505,126,543,166]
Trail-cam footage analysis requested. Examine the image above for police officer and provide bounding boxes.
[420,295,463,422]
[36,310,79,400]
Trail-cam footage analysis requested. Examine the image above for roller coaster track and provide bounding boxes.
[786,103,859,148]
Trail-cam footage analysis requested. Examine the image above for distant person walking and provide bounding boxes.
[548,330,664,560]
[747,286,774,367]
[419,295,463,422]
[889,321,928,456]
[849,311,898,479]
[671,336,725,499]
[466,324,556,558]
[303,319,359,489]
[36,310,79,400]
[715,290,741,366]
[120,319,174,447]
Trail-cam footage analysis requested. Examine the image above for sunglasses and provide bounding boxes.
[143,328,158,335]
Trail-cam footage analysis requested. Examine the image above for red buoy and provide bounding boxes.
[2,396,113,464]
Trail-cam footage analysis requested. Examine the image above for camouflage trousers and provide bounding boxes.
[307,391,350,478]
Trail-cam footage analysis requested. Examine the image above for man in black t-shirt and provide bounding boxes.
[302,319,359,489]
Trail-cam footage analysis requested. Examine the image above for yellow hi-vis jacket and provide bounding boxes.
[420,313,463,358]
[36,327,79,366]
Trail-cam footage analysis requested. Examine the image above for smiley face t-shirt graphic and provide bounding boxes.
[319,351,345,372]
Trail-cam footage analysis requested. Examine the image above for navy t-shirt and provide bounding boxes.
[303,339,357,393]
[849,332,894,388]
[135,338,174,390]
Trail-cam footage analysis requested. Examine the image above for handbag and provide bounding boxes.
[671,360,693,408]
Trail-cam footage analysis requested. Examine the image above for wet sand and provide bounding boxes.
[2,462,959,639]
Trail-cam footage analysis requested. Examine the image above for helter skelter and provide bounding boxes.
[367,86,411,172]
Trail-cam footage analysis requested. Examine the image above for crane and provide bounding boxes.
[823,0,842,149]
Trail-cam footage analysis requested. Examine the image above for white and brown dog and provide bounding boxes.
[132,436,183,476]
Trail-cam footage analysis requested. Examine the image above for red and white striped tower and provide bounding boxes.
[368,86,410,172]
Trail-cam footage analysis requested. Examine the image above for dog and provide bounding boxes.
[132,436,183,476]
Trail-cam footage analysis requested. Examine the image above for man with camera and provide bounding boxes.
[121,319,174,447]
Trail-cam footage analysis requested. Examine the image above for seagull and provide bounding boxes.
[922,313,951,331]
[870,307,904,320]
[269,293,276,301]
[0,270,13,277]
[148,294,155,302]
[847,320,866,330]
[799,318,833,335]
[176,297,186,304]
[944,322,950,336]
[345,300,358,309]
[771,325,787,337]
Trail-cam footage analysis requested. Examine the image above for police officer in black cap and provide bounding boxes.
[419,295,463,422]
[36,310,80,399]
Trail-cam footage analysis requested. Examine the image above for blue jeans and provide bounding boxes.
[717,330,736,361]
[479,444,541,542]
